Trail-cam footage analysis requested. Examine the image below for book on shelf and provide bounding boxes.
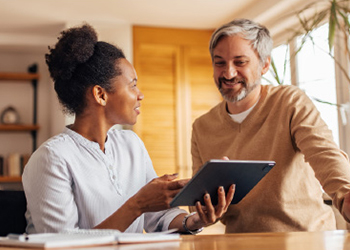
[7,153,21,176]
[0,153,30,177]
[0,229,180,248]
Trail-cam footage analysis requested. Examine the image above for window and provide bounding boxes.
[262,44,291,86]
[295,23,339,145]
[265,23,340,146]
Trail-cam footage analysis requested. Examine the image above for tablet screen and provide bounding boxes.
[170,159,275,207]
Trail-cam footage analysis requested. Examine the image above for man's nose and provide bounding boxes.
[223,64,237,79]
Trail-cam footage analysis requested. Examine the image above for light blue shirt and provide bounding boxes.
[23,127,185,234]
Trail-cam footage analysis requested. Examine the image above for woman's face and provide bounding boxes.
[105,58,144,126]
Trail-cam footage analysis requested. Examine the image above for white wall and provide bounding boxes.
[0,21,132,165]
[0,53,51,156]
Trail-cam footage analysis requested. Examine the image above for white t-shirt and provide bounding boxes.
[22,127,185,234]
[228,98,260,123]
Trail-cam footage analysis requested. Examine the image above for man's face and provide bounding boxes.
[212,35,267,103]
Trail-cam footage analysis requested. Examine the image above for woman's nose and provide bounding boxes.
[138,90,144,101]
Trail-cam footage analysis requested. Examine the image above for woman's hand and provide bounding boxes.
[96,174,188,232]
[182,156,234,231]
[185,184,235,230]
[130,174,189,213]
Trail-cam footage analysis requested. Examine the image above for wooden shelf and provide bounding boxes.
[0,176,22,182]
[0,72,40,81]
[0,124,39,131]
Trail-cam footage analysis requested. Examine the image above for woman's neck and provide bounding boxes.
[70,115,111,152]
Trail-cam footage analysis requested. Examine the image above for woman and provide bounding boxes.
[22,24,235,234]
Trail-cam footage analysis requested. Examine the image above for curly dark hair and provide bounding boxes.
[45,24,126,115]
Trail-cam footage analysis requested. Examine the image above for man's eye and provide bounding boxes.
[235,61,247,66]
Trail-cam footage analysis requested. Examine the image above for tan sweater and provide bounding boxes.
[191,84,350,233]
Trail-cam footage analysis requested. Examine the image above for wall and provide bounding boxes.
[0,21,132,189]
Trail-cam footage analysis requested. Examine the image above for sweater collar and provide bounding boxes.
[220,84,270,125]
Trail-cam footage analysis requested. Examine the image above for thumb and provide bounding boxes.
[222,156,229,161]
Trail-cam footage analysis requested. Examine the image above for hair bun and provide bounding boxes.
[46,24,98,81]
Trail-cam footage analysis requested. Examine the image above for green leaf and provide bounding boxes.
[269,57,283,85]
[328,0,337,51]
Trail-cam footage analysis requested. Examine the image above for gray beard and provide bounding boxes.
[219,79,261,103]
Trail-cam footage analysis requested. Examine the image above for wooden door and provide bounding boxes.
[133,27,222,177]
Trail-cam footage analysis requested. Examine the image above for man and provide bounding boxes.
[191,18,350,233]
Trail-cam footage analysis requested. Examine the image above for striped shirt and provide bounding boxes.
[23,127,185,233]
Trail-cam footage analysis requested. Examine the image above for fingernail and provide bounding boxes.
[232,184,236,189]
[205,194,209,199]
[219,186,224,192]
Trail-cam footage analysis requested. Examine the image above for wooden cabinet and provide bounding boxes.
[0,64,39,182]
[133,27,222,178]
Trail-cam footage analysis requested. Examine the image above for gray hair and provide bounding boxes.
[209,19,273,64]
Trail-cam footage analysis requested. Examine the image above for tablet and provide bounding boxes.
[170,160,275,207]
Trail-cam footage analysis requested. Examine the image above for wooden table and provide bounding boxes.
[0,230,348,250]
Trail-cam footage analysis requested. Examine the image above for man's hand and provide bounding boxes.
[186,184,235,230]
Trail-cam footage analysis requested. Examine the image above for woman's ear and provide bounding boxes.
[92,85,108,106]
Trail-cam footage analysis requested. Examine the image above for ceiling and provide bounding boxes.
[0,0,318,52]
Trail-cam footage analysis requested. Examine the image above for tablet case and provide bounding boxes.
[170,160,275,207]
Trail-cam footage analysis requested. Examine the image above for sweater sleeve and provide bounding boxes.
[289,87,350,219]
[191,121,204,176]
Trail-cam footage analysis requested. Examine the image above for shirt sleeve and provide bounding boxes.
[22,145,79,233]
[144,208,186,232]
[134,132,187,232]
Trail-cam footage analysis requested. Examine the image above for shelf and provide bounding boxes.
[0,72,40,81]
[0,124,39,131]
[0,176,22,183]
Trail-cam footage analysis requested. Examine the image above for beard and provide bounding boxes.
[217,76,261,103]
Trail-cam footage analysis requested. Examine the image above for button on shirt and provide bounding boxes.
[22,127,185,234]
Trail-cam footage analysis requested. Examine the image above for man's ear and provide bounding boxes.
[261,56,271,75]
[92,85,108,106]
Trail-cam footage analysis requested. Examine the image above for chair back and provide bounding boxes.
[0,190,27,236]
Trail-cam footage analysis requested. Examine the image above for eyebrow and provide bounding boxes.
[128,78,137,84]
[213,55,249,60]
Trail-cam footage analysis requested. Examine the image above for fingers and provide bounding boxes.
[195,201,208,224]
[203,193,216,222]
[158,173,179,181]
[157,174,189,190]
[221,156,229,160]
[195,184,236,227]
[168,178,189,190]
[224,184,235,210]
[196,193,216,224]
[216,186,226,215]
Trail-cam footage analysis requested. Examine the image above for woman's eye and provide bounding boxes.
[130,80,137,88]
[214,61,225,66]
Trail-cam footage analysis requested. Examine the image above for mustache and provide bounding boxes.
[219,77,246,86]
